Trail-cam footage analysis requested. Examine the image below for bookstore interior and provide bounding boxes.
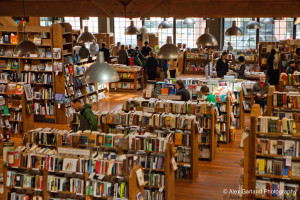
[2,1,300,200]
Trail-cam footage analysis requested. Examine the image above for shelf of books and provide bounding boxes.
[242,81,256,113]
[97,108,197,182]
[258,42,277,72]
[3,127,176,200]
[232,87,244,129]
[279,72,300,92]
[216,94,232,143]
[109,65,144,93]
[243,104,300,199]
[184,49,212,74]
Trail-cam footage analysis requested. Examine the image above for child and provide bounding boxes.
[200,85,216,106]
[286,60,295,75]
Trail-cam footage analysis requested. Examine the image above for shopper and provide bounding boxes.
[128,44,134,57]
[252,74,270,113]
[159,59,169,79]
[133,51,142,66]
[168,59,178,78]
[227,42,233,52]
[200,85,216,106]
[141,41,152,57]
[79,44,90,59]
[294,48,300,71]
[70,99,97,131]
[99,42,110,62]
[118,45,129,65]
[216,52,229,78]
[286,60,295,75]
[267,49,279,85]
[234,56,246,79]
[133,46,144,61]
[143,52,158,80]
[175,80,190,101]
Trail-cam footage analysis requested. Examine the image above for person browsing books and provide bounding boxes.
[175,80,190,101]
[99,42,110,62]
[252,74,270,113]
[70,99,97,131]
[143,52,158,80]
[200,85,216,106]
[216,52,229,78]
[286,60,295,75]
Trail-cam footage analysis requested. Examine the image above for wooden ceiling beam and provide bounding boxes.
[0,0,300,17]
[0,17,17,26]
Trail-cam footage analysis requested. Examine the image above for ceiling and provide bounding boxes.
[1,0,300,18]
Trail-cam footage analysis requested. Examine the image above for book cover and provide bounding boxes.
[53,48,61,60]
[105,135,113,147]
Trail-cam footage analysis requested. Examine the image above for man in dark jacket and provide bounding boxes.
[144,52,158,80]
[175,79,190,101]
[141,41,152,57]
[70,99,97,131]
[99,42,110,62]
[252,74,270,113]
[216,52,229,78]
[133,46,144,61]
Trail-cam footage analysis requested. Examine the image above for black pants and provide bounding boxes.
[169,69,176,78]
[148,73,156,80]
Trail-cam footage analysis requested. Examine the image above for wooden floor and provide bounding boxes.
[30,90,248,200]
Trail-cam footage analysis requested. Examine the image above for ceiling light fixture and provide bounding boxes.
[196,27,218,48]
[158,18,172,29]
[261,18,275,24]
[183,18,195,25]
[125,19,140,35]
[246,18,261,29]
[83,51,120,83]
[77,26,97,44]
[157,36,180,59]
[14,0,38,56]
[225,20,243,36]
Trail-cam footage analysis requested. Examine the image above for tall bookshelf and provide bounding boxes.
[233,88,244,129]
[216,94,232,144]
[243,104,300,199]
[258,42,277,72]
[184,51,211,74]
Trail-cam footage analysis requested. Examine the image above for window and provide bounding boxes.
[224,18,257,50]
[40,17,52,27]
[64,17,80,31]
[259,18,293,42]
[82,17,98,34]
[296,23,300,39]
[175,18,206,48]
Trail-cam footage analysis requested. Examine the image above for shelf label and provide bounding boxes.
[58,147,90,156]
[143,107,154,113]
[183,164,191,168]
[157,95,182,100]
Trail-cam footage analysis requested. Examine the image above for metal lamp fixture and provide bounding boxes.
[295,18,300,25]
[157,36,180,59]
[225,21,243,36]
[196,27,218,48]
[14,0,38,56]
[246,18,261,29]
[83,51,120,83]
[183,18,195,25]
[77,26,97,44]
[261,18,274,24]
[158,18,172,29]
[125,20,140,35]
[140,26,148,34]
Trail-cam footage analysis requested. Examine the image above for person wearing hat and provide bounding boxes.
[286,60,296,75]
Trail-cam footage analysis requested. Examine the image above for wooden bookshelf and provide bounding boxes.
[184,52,211,74]
[109,69,144,93]
[233,88,244,129]
[258,42,277,72]
[217,94,232,144]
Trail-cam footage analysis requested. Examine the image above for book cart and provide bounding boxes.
[243,104,300,199]
[4,128,176,200]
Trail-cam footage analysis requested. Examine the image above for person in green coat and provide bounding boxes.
[70,99,97,131]
[200,85,216,106]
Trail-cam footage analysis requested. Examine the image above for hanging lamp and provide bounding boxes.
[158,18,172,29]
[261,18,274,24]
[196,27,218,48]
[14,0,38,56]
[140,26,148,34]
[225,21,243,36]
[157,36,180,59]
[83,51,120,83]
[183,18,195,25]
[295,18,300,25]
[77,26,97,44]
[246,18,261,29]
[125,19,140,35]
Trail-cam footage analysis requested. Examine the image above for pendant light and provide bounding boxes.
[295,18,300,25]
[125,19,140,35]
[196,27,218,48]
[14,0,38,56]
[83,51,120,83]
[246,18,261,29]
[225,20,243,36]
[140,26,148,34]
[77,26,97,45]
[261,18,274,24]
[183,18,195,25]
[157,36,180,59]
[158,18,172,29]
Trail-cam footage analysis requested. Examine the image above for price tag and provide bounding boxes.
[286,156,292,167]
